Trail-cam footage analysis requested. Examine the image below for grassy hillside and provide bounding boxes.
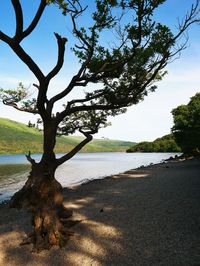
[0,118,135,154]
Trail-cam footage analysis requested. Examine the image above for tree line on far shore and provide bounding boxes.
[126,134,181,153]
[127,93,200,156]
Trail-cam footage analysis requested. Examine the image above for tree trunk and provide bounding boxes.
[10,154,73,251]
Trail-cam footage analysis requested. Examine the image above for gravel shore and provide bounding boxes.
[0,157,200,266]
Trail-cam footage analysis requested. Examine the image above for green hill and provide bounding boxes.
[0,118,135,154]
[126,134,181,153]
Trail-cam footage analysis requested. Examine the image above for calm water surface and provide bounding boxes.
[0,152,178,202]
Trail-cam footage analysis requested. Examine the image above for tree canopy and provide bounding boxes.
[0,0,200,149]
[172,93,200,155]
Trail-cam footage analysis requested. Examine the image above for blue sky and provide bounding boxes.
[0,0,200,142]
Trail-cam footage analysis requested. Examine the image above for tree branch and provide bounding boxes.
[57,101,128,123]
[48,11,97,107]
[48,4,118,108]
[56,131,93,166]
[26,151,36,165]
[20,0,47,41]
[46,33,67,81]
[0,31,12,43]
[173,0,200,43]
[9,42,45,81]
[54,0,88,15]
[67,92,104,107]
[48,58,122,108]
[71,14,92,49]
[2,100,38,114]
[11,0,23,38]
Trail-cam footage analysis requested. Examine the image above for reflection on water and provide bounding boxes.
[0,152,179,202]
[0,164,30,177]
[0,164,30,202]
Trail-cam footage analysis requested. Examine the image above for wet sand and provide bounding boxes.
[0,157,200,265]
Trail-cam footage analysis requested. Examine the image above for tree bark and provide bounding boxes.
[10,160,73,251]
[9,122,74,252]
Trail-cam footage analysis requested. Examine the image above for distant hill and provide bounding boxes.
[126,134,181,153]
[0,118,135,154]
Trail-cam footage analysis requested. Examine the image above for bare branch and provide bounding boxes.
[0,31,12,43]
[71,14,92,49]
[0,0,46,81]
[9,42,45,81]
[56,132,93,166]
[26,151,36,165]
[173,0,200,42]
[46,33,67,81]
[20,0,47,41]
[33,83,40,90]
[11,0,23,38]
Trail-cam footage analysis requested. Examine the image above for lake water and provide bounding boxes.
[0,152,178,202]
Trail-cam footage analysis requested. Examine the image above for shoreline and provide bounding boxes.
[0,155,190,206]
[0,157,200,265]
[63,155,197,193]
[0,152,179,203]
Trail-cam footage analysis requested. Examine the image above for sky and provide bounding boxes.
[0,0,200,142]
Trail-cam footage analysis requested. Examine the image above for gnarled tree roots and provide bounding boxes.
[20,206,75,252]
[10,170,78,252]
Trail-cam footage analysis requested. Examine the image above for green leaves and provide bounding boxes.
[0,83,38,114]
[0,82,28,103]
[127,134,181,153]
[58,110,111,135]
[70,0,178,112]
[172,93,200,155]
[46,0,69,15]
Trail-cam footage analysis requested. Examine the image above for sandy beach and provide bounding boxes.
[0,157,200,266]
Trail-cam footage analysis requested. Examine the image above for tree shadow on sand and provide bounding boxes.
[1,159,200,265]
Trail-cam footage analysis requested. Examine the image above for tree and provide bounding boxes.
[172,93,200,155]
[0,0,199,251]
[126,134,181,152]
